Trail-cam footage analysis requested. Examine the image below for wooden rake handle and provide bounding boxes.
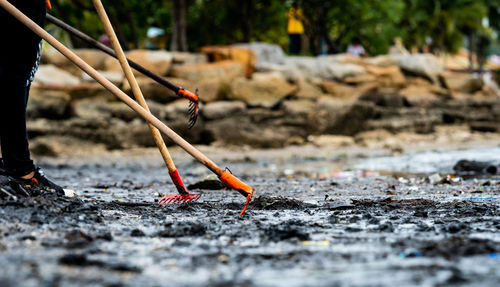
[92,0,177,172]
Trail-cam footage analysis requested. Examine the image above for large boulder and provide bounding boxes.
[325,63,367,81]
[81,70,123,86]
[320,81,377,99]
[398,54,444,83]
[27,89,73,119]
[295,77,325,99]
[170,60,244,82]
[439,71,483,94]
[122,77,188,103]
[202,101,247,120]
[200,46,256,78]
[105,50,173,76]
[42,49,114,75]
[285,57,366,81]
[365,65,406,88]
[33,65,81,87]
[364,55,401,67]
[75,49,114,70]
[66,82,116,101]
[227,72,298,108]
[233,42,287,68]
[171,52,208,65]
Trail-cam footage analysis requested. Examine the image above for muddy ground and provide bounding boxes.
[0,140,499,287]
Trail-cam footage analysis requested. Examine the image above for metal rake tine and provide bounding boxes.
[188,102,199,129]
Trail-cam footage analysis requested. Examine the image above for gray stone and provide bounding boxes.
[202,101,247,120]
[398,54,444,83]
[33,65,81,86]
[233,42,287,67]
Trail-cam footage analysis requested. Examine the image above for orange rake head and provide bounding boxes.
[177,88,200,129]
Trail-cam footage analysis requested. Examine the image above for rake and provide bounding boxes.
[45,14,199,129]
[91,0,199,204]
[0,0,253,214]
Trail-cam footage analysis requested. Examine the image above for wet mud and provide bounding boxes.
[0,146,499,286]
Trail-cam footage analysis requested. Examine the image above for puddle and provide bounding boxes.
[354,147,500,174]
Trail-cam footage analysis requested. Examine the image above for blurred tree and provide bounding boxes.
[44,0,498,57]
[171,0,188,51]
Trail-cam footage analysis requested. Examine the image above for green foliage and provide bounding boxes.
[47,0,499,55]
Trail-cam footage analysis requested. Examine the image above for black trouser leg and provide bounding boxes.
[0,0,45,176]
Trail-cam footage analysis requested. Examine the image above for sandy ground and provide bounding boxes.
[0,137,499,287]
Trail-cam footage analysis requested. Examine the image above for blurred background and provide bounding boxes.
[29,0,500,156]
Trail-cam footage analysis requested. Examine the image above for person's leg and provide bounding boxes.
[289,34,300,55]
[0,0,45,177]
[296,34,302,54]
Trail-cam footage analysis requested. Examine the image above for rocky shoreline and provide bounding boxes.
[28,43,500,155]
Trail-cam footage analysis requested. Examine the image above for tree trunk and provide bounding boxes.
[171,0,187,51]
[468,33,475,71]
[106,7,130,50]
[241,0,253,42]
[109,0,139,49]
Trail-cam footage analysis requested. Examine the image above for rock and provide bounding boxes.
[233,42,287,67]
[202,101,247,120]
[398,54,444,83]
[33,65,81,86]
[187,175,226,190]
[171,52,208,65]
[469,121,500,133]
[81,70,123,86]
[295,77,325,99]
[163,99,197,121]
[284,57,367,80]
[359,88,410,107]
[195,78,229,103]
[321,81,377,99]
[42,49,113,71]
[170,60,244,82]
[399,85,442,107]
[343,74,377,85]
[429,173,443,185]
[29,135,107,157]
[311,135,355,147]
[281,100,316,117]
[227,72,297,108]
[122,77,184,103]
[354,129,393,146]
[75,49,114,70]
[27,90,73,119]
[320,53,365,64]
[453,160,498,175]
[105,49,173,76]
[66,82,116,101]
[364,55,401,67]
[439,72,483,94]
[365,65,406,88]
[200,45,256,77]
[204,115,293,148]
[326,101,379,135]
[324,63,367,81]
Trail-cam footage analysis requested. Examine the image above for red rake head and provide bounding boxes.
[158,193,201,204]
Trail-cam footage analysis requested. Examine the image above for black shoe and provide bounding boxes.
[16,167,64,196]
[0,174,31,198]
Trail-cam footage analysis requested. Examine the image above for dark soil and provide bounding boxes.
[0,147,499,287]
